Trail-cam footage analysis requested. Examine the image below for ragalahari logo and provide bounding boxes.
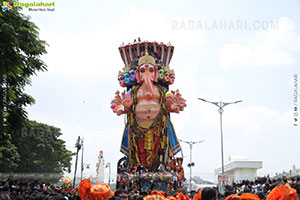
[2,1,12,11]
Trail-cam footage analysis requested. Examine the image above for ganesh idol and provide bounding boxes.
[111,40,186,171]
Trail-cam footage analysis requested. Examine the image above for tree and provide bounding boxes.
[0,0,47,171]
[14,120,73,174]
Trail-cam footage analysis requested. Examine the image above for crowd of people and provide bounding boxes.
[220,175,300,199]
[116,158,185,194]
[1,175,300,200]
[0,179,80,200]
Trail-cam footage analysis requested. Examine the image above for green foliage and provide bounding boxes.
[0,0,47,171]
[13,120,73,173]
[0,1,72,175]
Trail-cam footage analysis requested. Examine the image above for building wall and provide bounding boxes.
[233,168,258,183]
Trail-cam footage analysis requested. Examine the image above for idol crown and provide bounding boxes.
[119,38,174,68]
[138,52,156,67]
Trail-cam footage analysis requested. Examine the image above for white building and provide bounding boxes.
[215,158,263,184]
[291,165,300,176]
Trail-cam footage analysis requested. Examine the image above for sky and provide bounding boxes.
[16,0,300,183]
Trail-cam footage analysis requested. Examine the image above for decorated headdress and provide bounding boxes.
[170,69,175,75]
[118,67,129,77]
[119,39,175,68]
[163,66,171,73]
[138,52,156,67]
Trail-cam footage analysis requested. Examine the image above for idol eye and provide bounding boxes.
[140,68,145,73]
[149,67,154,73]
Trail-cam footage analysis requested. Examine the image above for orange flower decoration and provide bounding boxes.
[89,183,111,200]
[78,178,92,200]
[151,190,165,197]
[144,194,166,200]
[176,192,190,200]
[78,178,111,200]
[167,196,177,200]
[123,93,133,107]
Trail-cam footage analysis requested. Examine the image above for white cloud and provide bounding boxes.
[220,17,300,69]
[38,5,205,76]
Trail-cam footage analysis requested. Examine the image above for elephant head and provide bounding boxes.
[135,52,159,95]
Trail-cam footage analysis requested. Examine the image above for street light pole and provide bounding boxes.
[106,162,111,186]
[198,97,242,177]
[73,136,82,187]
[179,139,204,193]
[81,138,84,181]
[219,107,224,176]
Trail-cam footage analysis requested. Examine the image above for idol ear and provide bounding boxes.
[135,69,141,83]
[153,68,159,82]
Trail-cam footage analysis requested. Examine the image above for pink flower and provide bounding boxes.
[123,93,133,107]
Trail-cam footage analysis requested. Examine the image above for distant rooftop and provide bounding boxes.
[215,159,263,174]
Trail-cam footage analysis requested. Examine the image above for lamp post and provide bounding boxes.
[73,136,82,187]
[80,138,91,181]
[179,139,204,193]
[105,162,111,186]
[80,137,84,181]
[198,97,242,178]
[81,163,90,180]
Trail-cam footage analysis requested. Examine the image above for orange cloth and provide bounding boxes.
[78,178,111,200]
[224,193,259,200]
[240,193,260,200]
[79,178,92,200]
[89,183,111,200]
[266,183,298,200]
[193,190,202,200]
[225,194,241,200]
[167,196,178,200]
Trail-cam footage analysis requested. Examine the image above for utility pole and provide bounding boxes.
[179,139,204,193]
[73,136,82,187]
[80,138,84,181]
[198,97,242,177]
